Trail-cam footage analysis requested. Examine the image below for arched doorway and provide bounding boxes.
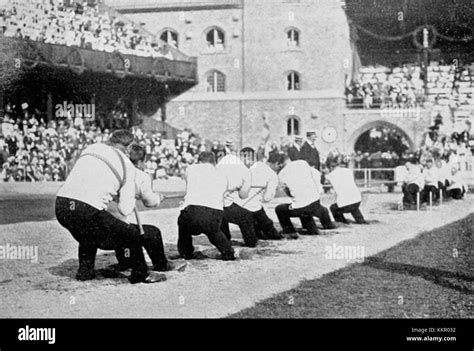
[349,120,414,155]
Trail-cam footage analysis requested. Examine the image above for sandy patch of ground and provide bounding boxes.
[0,193,472,318]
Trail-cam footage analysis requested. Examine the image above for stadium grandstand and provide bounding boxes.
[0,0,472,185]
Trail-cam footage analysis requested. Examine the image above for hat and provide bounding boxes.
[225,140,233,147]
[306,131,317,137]
[294,135,303,142]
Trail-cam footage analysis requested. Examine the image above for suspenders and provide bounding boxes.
[79,146,145,235]
[80,147,127,190]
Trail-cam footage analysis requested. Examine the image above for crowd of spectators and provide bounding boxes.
[346,62,474,115]
[0,104,209,182]
[346,64,425,109]
[0,0,175,59]
[427,63,474,124]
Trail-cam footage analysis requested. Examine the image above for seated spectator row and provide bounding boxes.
[0,0,175,59]
[346,62,474,116]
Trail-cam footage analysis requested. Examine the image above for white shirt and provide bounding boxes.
[183,163,228,211]
[278,160,323,209]
[235,162,278,212]
[447,173,466,192]
[423,166,439,187]
[110,168,160,223]
[403,164,424,188]
[57,143,136,216]
[217,155,251,207]
[438,160,452,183]
[394,165,408,184]
[326,167,362,208]
[135,168,160,208]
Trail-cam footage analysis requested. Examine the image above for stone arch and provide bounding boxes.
[348,120,415,152]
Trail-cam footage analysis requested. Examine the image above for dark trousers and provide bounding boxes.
[422,185,438,202]
[275,200,332,235]
[402,183,420,204]
[253,208,282,240]
[178,205,234,258]
[330,202,365,224]
[448,188,465,200]
[55,196,157,283]
[115,224,168,272]
[221,203,258,247]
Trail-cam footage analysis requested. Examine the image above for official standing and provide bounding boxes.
[235,147,283,240]
[269,153,335,236]
[299,131,320,170]
[287,135,303,161]
[55,130,165,284]
[217,149,259,247]
[326,158,367,224]
[177,152,235,261]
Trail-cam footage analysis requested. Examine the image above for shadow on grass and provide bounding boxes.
[363,257,473,294]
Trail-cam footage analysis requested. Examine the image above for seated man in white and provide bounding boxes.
[402,159,424,206]
[447,167,467,200]
[422,158,439,202]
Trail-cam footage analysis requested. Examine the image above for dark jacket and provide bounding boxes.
[299,141,320,170]
[287,145,300,161]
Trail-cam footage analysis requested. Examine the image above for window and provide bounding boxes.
[287,28,300,48]
[206,27,225,52]
[205,70,226,92]
[287,116,300,136]
[160,29,178,48]
[287,71,301,90]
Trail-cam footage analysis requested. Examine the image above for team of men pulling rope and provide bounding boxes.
[55,130,368,284]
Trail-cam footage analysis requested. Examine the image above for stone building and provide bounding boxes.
[108,0,355,154]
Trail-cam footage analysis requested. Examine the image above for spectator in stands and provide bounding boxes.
[0,0,174,59]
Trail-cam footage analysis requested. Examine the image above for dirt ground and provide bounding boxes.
[0,192,472,318]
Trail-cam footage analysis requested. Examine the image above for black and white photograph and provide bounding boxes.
[0,0,472,347]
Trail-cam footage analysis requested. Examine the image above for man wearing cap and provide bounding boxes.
[55,130,165,284]
[224,139,234,156]
[300,131,320,170]
[235,147,283,240]
[217,148,258,247]
[268,153,335,236]
[287,135,303,161]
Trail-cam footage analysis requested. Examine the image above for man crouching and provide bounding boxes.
[112,144,186,274]
[55,130,165,284]
[178,152,236,261]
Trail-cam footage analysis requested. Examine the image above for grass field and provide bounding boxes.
[230,214,473,318]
